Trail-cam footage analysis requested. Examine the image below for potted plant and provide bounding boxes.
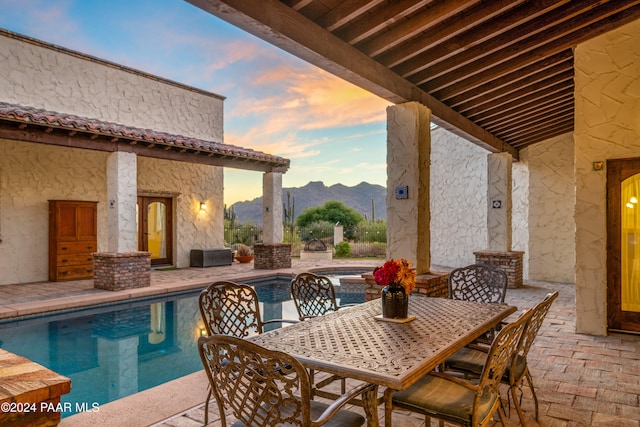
[234,244,254,263]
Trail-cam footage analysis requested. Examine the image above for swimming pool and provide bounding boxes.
[0,274,366,417]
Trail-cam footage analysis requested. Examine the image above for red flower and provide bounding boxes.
[373,259,416,294]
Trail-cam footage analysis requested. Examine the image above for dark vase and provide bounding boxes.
[381,283,409,318]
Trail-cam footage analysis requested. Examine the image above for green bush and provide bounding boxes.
[334,241,351,257]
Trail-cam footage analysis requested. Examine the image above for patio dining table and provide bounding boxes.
[249,294,517,427]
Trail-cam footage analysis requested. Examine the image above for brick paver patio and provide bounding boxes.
[2,261,639,426]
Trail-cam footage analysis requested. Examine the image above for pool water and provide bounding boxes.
[0,275,365,417]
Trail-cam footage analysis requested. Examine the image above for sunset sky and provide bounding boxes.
[0,0,392,205]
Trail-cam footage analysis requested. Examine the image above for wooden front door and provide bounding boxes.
[607,158,640,333]
[137,196,173,266]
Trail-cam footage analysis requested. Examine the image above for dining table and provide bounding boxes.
[249,294,517,427]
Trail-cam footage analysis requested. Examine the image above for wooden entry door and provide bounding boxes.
[138,196,173,266]
[607,158,640,332]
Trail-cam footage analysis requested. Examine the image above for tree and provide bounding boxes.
[296,200,363,230]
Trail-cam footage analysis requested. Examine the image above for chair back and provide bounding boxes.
[199,281,264,337]
[291,272,339,320]
[199,334,313,427]
[448,263,508,304]
[513,291,559,368]
[477,308,532,394]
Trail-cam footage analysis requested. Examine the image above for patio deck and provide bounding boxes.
[2,260,639,426]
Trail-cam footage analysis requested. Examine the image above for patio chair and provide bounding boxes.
[198,334,374,427]
[448,263,508,304]
[445,291,559,425]
[290,272,355,397]
[198,281,298,424]
[290,272,356,321]
[384,306,533,427]
[449,264,509,343]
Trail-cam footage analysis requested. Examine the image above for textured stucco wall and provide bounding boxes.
[520,133,575,283]
[0,32,223,141]
[137,157,224,269]
[0,140,107,285]
[430,126,488,268]
[574,19,640,335]
[0,140,223,284]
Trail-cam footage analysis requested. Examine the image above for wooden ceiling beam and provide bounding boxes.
[187,0,517,158]
[334,0,432,45]
[374,0,524,69]
[449,60,573,110]
[478,91,574,129]
[509,121,574,147]
[394,0,570,80]
[495,108,574,139]
[420,2,640,93]
[356,0,480,58]
[461,71,574,118]
[436,49,572,102]
[316,0,383,32]
[490,103,574,136]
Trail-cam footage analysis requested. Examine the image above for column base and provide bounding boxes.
[93,252,151,291]
[253,244,291,269]
[363,270,449,301]
[473,250,524,289]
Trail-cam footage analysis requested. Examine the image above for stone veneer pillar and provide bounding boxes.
[254,243,291,269]
[386,102,431,274]
[362,269,449,301]
[95,152,150,290]
[0,349,71,427]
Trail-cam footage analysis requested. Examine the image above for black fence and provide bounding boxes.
[224,223,387,258]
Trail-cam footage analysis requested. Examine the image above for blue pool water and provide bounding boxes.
[0,274,365,417]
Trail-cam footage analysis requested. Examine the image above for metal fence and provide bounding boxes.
[224,223,387,258]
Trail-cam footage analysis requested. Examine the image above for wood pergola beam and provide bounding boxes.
[186,0,518,159]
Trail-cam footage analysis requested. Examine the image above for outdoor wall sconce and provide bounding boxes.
[199,326,207,337]
[200,201,207,210]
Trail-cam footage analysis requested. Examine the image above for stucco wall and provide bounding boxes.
[0,140,224,285]
[137,157,224,268]
[430,126,488,268]
[574,19,640,335]
[0,31,223,141]
[519,133,575,283]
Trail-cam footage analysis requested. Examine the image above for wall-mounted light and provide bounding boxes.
[200,201,207,211]
[199,327,208,337]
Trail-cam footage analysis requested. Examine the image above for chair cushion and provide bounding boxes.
[391,374,498,427]
[230,399,365,427]
[446,348,527,383]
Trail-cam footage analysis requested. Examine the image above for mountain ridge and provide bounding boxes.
[230,181,387,224]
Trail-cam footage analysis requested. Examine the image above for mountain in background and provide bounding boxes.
[230,181,387,225]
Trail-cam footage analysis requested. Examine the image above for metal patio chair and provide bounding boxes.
[198,334,374,427]
[445,291,559,425]
[290,272,357,397]
[384,307,533,427]
[198,281,297,424]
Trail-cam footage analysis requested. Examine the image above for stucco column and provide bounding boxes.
[106,151,138,252]
[487,152,512,251]
[262,172,283,244]
[386,102,430,274]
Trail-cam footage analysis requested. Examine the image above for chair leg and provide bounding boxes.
[496,401,509,426]
[525,369,539,421]
[510,383,527,427]
[204,387,212,425]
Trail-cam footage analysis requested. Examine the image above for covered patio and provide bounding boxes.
[15,261,629,427]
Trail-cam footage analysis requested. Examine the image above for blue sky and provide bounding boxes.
[0,0,391,205]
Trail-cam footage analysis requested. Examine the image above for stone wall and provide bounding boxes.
[474,251,524,289]
[363,270,449,301]
[574,19,640,335]
[94,252,151,291]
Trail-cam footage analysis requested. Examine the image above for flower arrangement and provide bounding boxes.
[373,259,416,294]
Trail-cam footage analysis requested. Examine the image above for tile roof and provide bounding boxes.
[0,102,290,170]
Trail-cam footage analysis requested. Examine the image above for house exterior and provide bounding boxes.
[0,29,289,286]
